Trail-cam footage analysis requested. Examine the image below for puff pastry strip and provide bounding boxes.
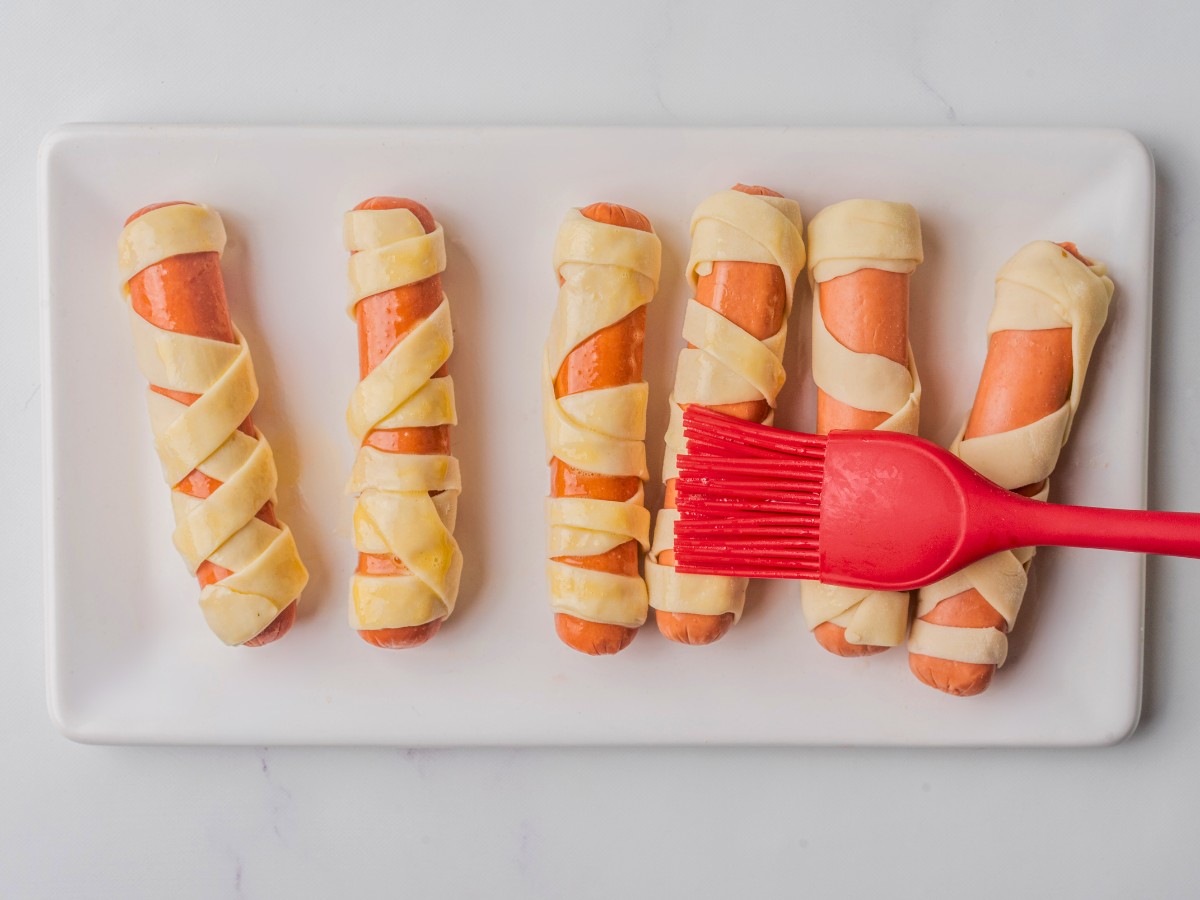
[800,199,923,648]
[344,206,462,632]
[544,208,660,630]
[646,188,805,623]
[118,203,308,646]
[909,241,1115,666]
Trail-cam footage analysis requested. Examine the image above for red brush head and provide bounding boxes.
[673,406,998,592]
[673,407,825,579]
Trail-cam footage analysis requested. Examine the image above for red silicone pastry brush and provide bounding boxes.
[672,406,1200,590]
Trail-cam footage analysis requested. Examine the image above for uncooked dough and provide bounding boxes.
[118,203,308,646]
[647,189,805,621]
[800,199,923,647]
[910,240,1114,666]
[544,209,661,627]
[344,207,462,631]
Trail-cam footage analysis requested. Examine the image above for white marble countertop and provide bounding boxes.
[4,1,1198,896]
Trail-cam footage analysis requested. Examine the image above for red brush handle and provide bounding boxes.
[979,491,1200,559]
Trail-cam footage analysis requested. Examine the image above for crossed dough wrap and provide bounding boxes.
[800,199,924,647]
[118,203,308,646]
[908,240,1115,666]
[543,209,661,627]
[646,189,806,621]
[345,207,463,630]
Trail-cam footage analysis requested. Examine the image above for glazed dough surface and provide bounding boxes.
[910,241,1115,665]
[543,209,661,627]
[800,199,923,646]
[118,202,228,283]
[344,207,462,630]
[118,204,308,646]
[647,190,805,619]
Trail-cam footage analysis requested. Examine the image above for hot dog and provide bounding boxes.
[345,198,462,648]
[118,202,308,646]
[801,200,923,656]
[545,203,661,655]
[647,185,805,644]
[908,241,1114,695]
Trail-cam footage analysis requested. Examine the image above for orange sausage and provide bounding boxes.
[550,202,650,656]
[656,184,788,646]
[908,243,1083,695]
[811,267,911,657]
[351,197,449,649]
[124,202,296,647]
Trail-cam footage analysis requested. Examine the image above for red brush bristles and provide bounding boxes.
[673,407,825,579]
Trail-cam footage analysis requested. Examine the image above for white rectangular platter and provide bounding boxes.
[40,125,1153,746]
